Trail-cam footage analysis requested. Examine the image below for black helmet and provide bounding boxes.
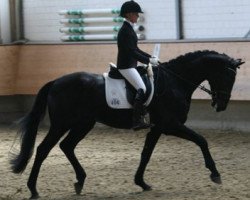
[120,1,143,17]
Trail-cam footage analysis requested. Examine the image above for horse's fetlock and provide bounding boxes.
[77,173,86,184]
[27,180,35,192]
[59,142,66,151]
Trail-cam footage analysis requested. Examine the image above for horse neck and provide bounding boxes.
[164,60,209,95]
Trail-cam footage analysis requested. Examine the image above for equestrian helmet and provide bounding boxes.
[120,1,143,17]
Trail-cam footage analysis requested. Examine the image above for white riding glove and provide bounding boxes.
[149,56,160,66]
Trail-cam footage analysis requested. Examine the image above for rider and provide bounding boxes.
[117,0,159,131]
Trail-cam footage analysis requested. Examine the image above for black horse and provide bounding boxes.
[10,50,244,199]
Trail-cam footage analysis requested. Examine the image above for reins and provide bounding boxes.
[157,64,215,96]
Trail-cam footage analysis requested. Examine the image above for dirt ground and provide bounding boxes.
[0,125,249,200]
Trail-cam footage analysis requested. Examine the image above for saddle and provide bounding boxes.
[104,63,154,109]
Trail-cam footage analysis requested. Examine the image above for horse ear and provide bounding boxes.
[235,58,245,68]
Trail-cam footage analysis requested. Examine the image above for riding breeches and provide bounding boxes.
[118,68,146,93]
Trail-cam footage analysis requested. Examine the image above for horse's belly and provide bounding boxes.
[96,108,133,129]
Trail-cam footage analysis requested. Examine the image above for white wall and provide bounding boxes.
[183,0,250,39]
[22,0,250,42]
[139,0,176,40]
[0,0,11,43]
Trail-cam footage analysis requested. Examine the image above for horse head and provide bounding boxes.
[208,54,245,112]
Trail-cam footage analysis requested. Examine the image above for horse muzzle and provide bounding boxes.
[213,103,226,112]
[212,98,229,112]
[211,91,231,112]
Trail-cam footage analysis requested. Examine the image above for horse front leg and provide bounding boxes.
[134,128,161,191]
[170,125,221,184]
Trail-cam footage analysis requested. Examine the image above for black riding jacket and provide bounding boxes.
[116,21,150,69]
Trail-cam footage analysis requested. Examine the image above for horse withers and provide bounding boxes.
[10,50,244,199]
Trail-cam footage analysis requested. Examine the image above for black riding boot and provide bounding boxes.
[133,89,152,131]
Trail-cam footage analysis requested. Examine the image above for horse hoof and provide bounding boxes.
[29,193,40,199]
[139,182,152,191]
[143,184,152,191]
[74,182,83,195]
[210,174,222,184]
[135,179,152,191]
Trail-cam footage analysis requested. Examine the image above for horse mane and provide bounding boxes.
[162,50,232,68]
[166,50,220,65]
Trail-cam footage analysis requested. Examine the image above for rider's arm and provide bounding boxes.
[137,48,151,58]
[124,32,150,64]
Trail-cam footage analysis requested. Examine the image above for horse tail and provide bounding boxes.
[10,81,54,174]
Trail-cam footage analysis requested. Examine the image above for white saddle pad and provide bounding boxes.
[104,73,154,109]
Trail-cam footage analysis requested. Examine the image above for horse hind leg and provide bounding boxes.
[27,126,67,199]
[59,120,95,195]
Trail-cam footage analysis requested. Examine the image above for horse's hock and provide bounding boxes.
[0,41,250,131]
